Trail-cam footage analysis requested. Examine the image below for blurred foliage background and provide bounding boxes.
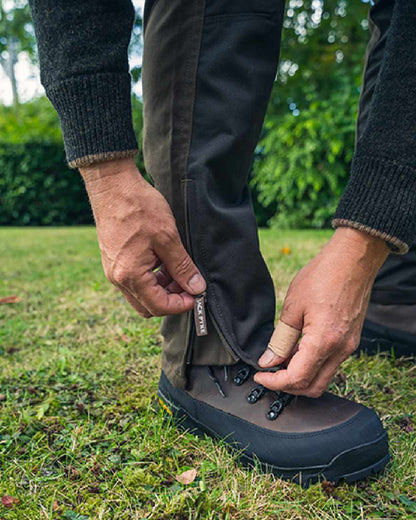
[0,0,371,226]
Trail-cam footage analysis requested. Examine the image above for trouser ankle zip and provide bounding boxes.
[186,289,240,366]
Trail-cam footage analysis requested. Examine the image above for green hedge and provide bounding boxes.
[251,86,357,229]
[0,140,93,225]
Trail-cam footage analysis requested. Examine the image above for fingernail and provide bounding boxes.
[188,273,206,293]
[258,348,277,367]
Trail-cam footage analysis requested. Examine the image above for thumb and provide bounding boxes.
[258,320,301,368]
[156,230,206,295]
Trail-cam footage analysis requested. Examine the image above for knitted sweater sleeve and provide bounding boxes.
[28,0,139,169]
[333,0,416,254]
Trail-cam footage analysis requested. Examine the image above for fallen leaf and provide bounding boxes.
[398,417,413,433]
[175,468,197,485]
[1,495,20,508]
[0,295,21,304]
[321,481,336,496]
[53,500,59,512]
[280,246,291,255]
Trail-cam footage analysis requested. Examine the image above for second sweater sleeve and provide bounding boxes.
[29,0,139,169]
[333,0,416,254]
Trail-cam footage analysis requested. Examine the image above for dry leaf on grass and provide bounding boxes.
[175,468,197,485]
[0,295,21,304]
[1,495,20,508]
[116,334,131,343]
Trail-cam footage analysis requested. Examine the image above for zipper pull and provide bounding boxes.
[193,291,208,336]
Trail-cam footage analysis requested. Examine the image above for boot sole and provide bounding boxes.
[157,389,390,487]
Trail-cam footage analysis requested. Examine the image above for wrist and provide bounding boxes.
[79,157,139,184]
[331,227,389,272]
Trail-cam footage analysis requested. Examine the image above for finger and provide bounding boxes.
[138,271,195,316]
[155,231,206,295]
[298,353,348,398]
[120,288,152,318]
[254,334,329,394]
[258,320,301,368]
[155,264,173,288]
[165,280,184,294]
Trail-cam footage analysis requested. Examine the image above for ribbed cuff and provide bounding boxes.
[45,72,139,169]
[333,155,416,254]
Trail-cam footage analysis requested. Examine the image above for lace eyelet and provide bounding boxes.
[247,385,266,404]
[267,399,284,420]
[233,366,251,386]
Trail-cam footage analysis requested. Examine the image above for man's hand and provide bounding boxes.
[254,228,389,397]
[80,158,206,318]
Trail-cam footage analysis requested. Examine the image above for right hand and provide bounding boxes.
[79,158,206,318]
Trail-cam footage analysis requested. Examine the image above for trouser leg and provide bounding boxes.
[142,0,285,388]
[371,248,416,305]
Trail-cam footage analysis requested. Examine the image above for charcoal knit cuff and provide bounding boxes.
[45,72,139,169]
[333,155,416,254]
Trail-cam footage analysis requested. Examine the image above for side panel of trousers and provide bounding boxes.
[186,1,285,369]
[356,0,416,305]
[142,0,241,388]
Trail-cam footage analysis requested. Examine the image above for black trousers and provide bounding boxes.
[142,0,412,388]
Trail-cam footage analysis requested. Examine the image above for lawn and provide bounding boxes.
[0,227,415,520]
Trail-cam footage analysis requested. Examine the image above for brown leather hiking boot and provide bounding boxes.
[157,363,390,486]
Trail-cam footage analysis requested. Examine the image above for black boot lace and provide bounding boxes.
[208,364,293,421]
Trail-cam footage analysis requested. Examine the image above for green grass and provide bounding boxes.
[0,227,415,520]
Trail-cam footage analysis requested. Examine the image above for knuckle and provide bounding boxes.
[345,339,358,355]
[322,331,344,351]
[111,263,130,287]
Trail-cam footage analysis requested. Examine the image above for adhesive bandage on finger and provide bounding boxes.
[268,320,301,359]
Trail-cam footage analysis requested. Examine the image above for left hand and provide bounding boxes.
[254,228,389,398]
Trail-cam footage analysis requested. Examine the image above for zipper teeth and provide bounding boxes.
[186,319,195,365]
[205,304,239,361]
